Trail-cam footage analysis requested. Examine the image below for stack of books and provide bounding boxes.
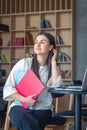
[40,19,51,28]
[56,35,64,44]
[58,52,71,62]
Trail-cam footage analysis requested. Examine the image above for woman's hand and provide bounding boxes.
[9,92,37,107]
[23,94,37,107]
[51,49,58,63]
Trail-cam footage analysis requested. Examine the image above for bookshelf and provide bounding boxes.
[0,0,74,83]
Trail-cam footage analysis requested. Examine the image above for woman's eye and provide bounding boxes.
[40,41,45,44]
[34,41,38,44]
[34,41,45,44]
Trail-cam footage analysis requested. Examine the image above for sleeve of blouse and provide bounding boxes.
[3,58,32,101]
[3,66,18,101]
[47,75,64,88]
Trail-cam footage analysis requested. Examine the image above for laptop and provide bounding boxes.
[55,68,87,91]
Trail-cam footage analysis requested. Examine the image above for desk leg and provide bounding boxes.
[74,94,81,130]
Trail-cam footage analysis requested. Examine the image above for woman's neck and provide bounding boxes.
[37,55,48,66]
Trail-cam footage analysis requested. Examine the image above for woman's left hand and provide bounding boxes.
[51,49,58,62]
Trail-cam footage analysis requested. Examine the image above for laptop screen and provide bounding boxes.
[81,68,87,90]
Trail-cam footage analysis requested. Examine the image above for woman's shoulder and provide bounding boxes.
[16,57,32,64]
[12,57,33,71]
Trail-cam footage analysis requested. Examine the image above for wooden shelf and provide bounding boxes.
[0,0,74,82]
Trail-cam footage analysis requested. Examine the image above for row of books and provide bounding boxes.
[11,38,24,46]
[6,31,34,46]
[11,32,34,46]
[0,54,7,63]
[58,52,71,62]
[1,33,63,46]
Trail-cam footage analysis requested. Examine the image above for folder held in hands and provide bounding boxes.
[16,69,44,108]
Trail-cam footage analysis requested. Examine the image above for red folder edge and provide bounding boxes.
[16,69,44,108]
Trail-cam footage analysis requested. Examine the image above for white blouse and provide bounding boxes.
[3,57,63,111]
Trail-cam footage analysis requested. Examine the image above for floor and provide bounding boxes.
[1,124,87,130]
[0,125,74,130]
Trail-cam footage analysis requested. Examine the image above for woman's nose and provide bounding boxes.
[36,42,40,46]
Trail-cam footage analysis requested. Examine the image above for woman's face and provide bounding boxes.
[34,35,53,55]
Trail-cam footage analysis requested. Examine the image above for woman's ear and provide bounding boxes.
[49,45,53,51]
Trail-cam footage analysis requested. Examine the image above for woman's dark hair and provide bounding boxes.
[31,32,56,80]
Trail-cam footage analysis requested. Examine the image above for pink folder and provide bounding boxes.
[16,69,44,108]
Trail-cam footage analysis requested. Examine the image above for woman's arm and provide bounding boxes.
[51,49,59,84]
[8,92,37,107]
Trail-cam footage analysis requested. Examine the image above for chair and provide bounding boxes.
[4,94,66,130]
[49,94,74,130]
[45,94,66,130]
[4,101,13,130]
[0,81,8,128]
[54,94,87,130]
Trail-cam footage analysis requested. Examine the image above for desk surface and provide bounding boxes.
[48,88,87,95]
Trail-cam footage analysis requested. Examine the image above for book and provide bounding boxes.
[40,19,46,28]
[40,19,52,28]
[0,54,7,63]
[25,32,34,45]
[45,20,52,28]
[56,35,64,44]
[16,69,44,108]
[0,23,9,31]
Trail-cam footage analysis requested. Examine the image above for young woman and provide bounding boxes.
[3,32,63,130]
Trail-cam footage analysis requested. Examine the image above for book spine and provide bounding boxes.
[25,32,34,45]
[40,19,46,28]
[45,20,51,28]
[0,54,7,63]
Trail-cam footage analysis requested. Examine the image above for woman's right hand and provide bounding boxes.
[9,92,37,107]
[23,94,37,107]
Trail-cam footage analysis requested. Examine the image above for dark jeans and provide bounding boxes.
[9,106,52,130]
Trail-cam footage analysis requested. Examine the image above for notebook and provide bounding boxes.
[16,69,44,108]
[55,68,87,91]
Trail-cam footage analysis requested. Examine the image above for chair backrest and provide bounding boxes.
[54,94,74,113]
[4,101,13,130]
